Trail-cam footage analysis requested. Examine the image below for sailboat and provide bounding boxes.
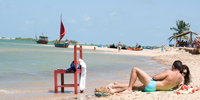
[54,14,69,48]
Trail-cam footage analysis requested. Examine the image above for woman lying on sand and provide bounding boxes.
[108,64,199,94]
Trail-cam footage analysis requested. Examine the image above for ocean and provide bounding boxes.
[0,39,170,99]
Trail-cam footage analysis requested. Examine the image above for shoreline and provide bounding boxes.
[1,43,200,100]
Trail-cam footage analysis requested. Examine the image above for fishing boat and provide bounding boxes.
[54,14,69,48]
[36,35,48,44]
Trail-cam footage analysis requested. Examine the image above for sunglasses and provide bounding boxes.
[182,72,187,75]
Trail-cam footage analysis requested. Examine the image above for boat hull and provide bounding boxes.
[36,36,48,44]
[54,43,69,48]
[36,40,48,44]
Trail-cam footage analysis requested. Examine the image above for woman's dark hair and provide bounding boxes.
[181,65,191,85]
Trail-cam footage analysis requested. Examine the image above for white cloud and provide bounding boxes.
[25,20,33,24]
[44,18,49,22]
[155,26,161,29]
[158,32,167,36]
[18,20,34,31]
[82,15,91,22]
[77,28,87,32]
[110,11,117,17]
[67,18,77,23]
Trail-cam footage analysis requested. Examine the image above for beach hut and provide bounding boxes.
[173,31,199,46]
[196,34,200,38]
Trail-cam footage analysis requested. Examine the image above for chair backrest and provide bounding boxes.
[74,45,82,70]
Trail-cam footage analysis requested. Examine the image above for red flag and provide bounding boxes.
[59,14,65,43]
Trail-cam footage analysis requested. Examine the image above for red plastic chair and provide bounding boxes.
[54,45,83,94]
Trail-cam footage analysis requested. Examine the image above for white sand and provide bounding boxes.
[78,46,200,100]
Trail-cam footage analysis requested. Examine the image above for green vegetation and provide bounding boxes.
[69,40,78,44]
[14,37,160,49]
[15,37,36,41]
[51,40,78,44]
[168,20,190,43]
[109,43,128,49]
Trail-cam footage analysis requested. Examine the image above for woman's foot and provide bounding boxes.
[121,89,132,94]
[107,82,118,88]
[108,86,117,94]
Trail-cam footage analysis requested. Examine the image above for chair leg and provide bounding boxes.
[54,71,58,93]
[74,72,78,94]
[61,73,64,93]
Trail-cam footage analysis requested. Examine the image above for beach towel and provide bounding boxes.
[174,84,195,95]
[79,59,87,91]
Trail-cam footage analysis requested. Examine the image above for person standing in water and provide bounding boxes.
[117,41,122,52]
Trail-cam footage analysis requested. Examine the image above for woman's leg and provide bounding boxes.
[121,67,152,94]
[108,87,127,94]
[108,82,128,88]
[108,82,144,90]
[108,84,145,94]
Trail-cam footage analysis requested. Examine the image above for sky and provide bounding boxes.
[1,0,200,46]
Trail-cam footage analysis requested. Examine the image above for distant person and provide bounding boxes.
[185,41,188,47]
[196,38,199,47]
[136,43,138,48]
[65,39,69,43]
[138,45,142,49]
[55,39,58,44]
[193,40,196,48]
[187,41,189,47]
[181,40,184,47]
[93,47,96,51]
[189,40,192,47]
[176,41,180,47]
[161,45,164,52]
[117,42,122,52]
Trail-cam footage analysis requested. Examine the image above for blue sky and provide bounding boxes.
[0,0,200,46]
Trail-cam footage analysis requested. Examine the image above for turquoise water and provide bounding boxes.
[0,39,169,98]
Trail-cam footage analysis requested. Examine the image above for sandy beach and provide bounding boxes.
[71,45,200,100]
[1,43,200,100]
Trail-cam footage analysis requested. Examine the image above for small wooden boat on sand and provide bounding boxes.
[54,43,69,48]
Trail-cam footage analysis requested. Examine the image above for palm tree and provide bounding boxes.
[168,20,190,43]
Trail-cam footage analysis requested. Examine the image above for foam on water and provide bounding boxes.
[0,89,14,94]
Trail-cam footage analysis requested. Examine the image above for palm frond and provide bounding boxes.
[169,20,190,43]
